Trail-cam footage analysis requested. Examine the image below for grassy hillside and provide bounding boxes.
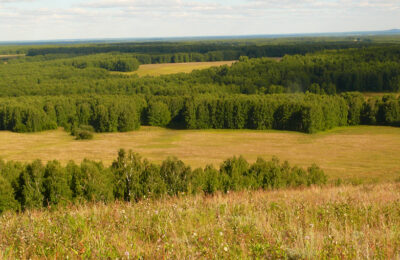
[1,183,399,258]
[0,126,399,182]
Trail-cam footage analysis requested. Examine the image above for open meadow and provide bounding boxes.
[113,61,236,76]
[1,126,400,182]
[1,183,399,258]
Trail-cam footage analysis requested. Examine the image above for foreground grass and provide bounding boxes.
[1,126,400,182]
[1,184,399,258]
[113,61,236,77]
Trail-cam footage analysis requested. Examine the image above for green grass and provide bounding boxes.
[1,183,399,258]
[1,126,400,182]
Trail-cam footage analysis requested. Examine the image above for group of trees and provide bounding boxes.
[25,40,372,58]
[2,46,400,97]
[1,41,400,134]
[0,96,144,133]
[182,94,348,133]
[1,93,400,134]
[0,149,327,214]
[69,54,140,72]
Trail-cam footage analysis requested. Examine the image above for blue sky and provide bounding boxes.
[0,0,399,41]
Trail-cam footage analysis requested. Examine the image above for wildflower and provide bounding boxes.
[309,223,314,228]
[224,246,228,252]
[125,251,130,259]
[193,232,197,237]
[305,236,310,240]
[219,232,223,236]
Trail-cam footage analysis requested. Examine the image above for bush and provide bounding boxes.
[71,125,94,140]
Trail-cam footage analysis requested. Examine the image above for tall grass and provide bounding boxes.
[1,184,399,259]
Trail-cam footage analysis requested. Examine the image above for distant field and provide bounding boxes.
[0,54,24,63]
[363,92,400,98]
[1,126,400,182]
[114,61,236,77]
[0,54,24,59]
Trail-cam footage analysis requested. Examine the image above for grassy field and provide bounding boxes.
[1,126,400,182]
[363,92,400,99]
[1,183,399,258]
[113,61,236,77]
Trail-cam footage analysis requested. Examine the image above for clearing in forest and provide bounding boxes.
[0,126,400,182]
[114,61,236,76]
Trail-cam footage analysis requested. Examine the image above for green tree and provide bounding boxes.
[147,102,171,127]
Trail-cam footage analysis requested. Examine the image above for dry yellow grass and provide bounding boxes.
[1,183,400,258]
[113,61,236,77]
[1,126,400,182]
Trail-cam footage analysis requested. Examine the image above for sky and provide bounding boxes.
[0,0,399,41]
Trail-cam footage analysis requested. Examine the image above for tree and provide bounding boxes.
[0,176,20,213]
[147,101,171,127]
[42,161,72,206]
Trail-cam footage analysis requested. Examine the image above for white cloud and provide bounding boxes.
[0,0,399,41]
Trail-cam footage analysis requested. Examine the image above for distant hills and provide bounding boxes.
[1,29,400,45]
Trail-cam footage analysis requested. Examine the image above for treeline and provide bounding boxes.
[69,54,140,72]
[0,94,348,134]
[25,41,372,58]
[0,150,327,214]
[1,93,399,134]
[0,96,145,133]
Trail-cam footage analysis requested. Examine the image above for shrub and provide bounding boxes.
[71,125,94,140]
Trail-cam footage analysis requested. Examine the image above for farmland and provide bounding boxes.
[1,126,399,182]
[122,61,236,77]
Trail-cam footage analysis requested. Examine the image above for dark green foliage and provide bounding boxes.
[160,157,191,196]
[202,166,222,195]
[182,94,348,133]
[71,125,94,140]
[341,92,365,125]
[0,95,143,134]
[307,164,328,186]
[16,160,45,210]
[0,175,20,213]
[42,161,72,206]
[220,156,249,191]
[70,54,140,72]
[146,101,171,127]
[69,160,114,202]
[112,150,147,201]
[0,150,327,214]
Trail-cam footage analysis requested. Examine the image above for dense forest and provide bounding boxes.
[0,38,400,135]
[0,150,327,213]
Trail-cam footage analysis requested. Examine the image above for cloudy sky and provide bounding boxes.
[0,0,399,41]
